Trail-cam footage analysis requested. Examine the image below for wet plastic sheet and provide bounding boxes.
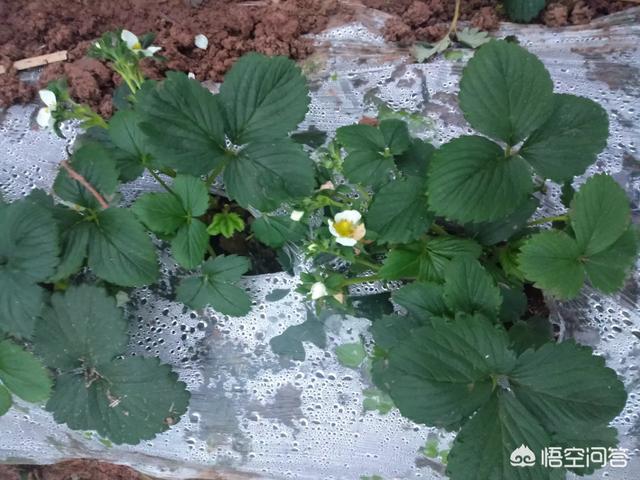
[1,7,639,480]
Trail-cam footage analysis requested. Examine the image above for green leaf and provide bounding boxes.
[108,109,150,181]
[171,220,208,269]
[53,143,119,209]
[570,174,631,255]
[443,257,502,317]
[395,139,435,179]
[465,196,539,246]
[251,215,306,248]
[371,314,424,351]
[270,309,326,361]
[46,356,189,445]
[176,255,251,316]
[378,314,515,428]
[379,119,410,155]
[447,390,556,480]
[88,208,159,287]
[132,193,185,235]
[459,40,554,145]
[335,341,366,368]
[0,385,10,416]
[0,339,51,402]
[392,282,449,319]
[504,0,547,22]
[511,341,627,433]
[518,230,584,298]
[172,174,209,217]
[456,27,491,48]
[34,285,128,370]
[219,53,309,144]
[207,212,245,239]
[336,124,384,152]
[362,387,394,414]
[0,196,59,338]
[366,176,432,244]
[427,136,533,222]
[138,72,227,175]
[552,424,618,475]
[498,284,527,323]
[223,140,314,211]
[49,207,91,281]
[520,94,609,182]
[583,228,638,293]
[413,36,451,62]
[508,318,552,355]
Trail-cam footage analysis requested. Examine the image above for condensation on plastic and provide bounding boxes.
[1,7,639,480]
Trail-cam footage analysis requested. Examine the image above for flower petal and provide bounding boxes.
[334,210,361,224]
[143,45,162,57]
[310,282,328,300]
[38,90,56,108]
[328,220,339,238]
[121,29,139,49]
[194,34,209,50]
[36,107,52,128]
[336,237,358,247]
[352,223,366,241]
[290,210,304,222]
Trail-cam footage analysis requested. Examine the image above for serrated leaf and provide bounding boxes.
[49,207,91,281]
[0,339,51,402]
[0,385,10,416]
[459,40,554,145]
[88,208,159,287]
[270,309,326,360]
[456,27,491,48]
[366,176,432,244]
[219,53,309,144]
[552,424,618,475]
[223,140,314,211]
[0,196,59,338]
[498,284,527,323]
[138,72,227,175]
[465,196,539,246]
[176,255,251,316]
[108,109,151,181]
[53,143,119,209]
[392,282,449,319]
[511,341,627,433]
[171,220,208,269]
[207,212,245,239]
[172,174,209,217]
[520,94,609,182]
[371,314,425,351]
[413,36,451,63]
[395,139,435,179]
[362,387,394,414]
[46,356,189,445]
[335,341,366,368]
[443,257,502,317]
[379,119,410,155]
[508,318,552,355]
[34,285,128,370]
[518,230,584,298]
[132,193,185,235]
[504,0,547,22]
[427,136,534,223]
[251,215,306,248]
[583,228,638,292]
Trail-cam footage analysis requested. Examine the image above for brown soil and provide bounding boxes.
[0,460,155,480]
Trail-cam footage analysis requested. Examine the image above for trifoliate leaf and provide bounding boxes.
[171,220,209,269]
[176,255,251,316]
[427,136,534,222]
[219,53,309,144]
[395,139,435,179]
[138,72,227,175]
[88,208,159,287]
[443,257,502,317]
[207,212,245,239]
[335,341,366,368]
[172,174,209,217]
[412,36,451,63]
[504,0,547,22]
[391,282,448,320]
[518,230,584,298]
[459,40,554,145]
[34,285,128,370]
[0,196,59,338]
[570,174,631,255]
[46,356,189,445]
[446,390,556,480]
[132,193,186,235]
[465,196,539,246]
[53,143,119,210]
[378,119,411,155]
[251,215,307,248]
[0,385,10,416]
[108,109,151,181]
[0,339,51,402]
[377,314,515,428]
[510,341,627,433]
[366,176,432,244]
[270,309,326,361]
[362,387,394,414]
[223,140,314,211]
[520,94,609,182]
[380,237,482,282]
[456,27,491,48]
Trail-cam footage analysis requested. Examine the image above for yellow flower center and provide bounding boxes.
[334,219,355,237]
[133,42,142,50]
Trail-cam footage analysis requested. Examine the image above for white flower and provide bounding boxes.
[290,210,304,222]
[36,89,57,128]
[194,34,209,50]
[121,29,161,57]
[319,180,335,191]
[310,282,329,300]
[187,72,196,79]
[328,210,366,247]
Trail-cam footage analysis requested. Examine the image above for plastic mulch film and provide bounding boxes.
[0,7,639,480]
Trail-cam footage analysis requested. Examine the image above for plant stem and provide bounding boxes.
[206,163,226,187]
[147,168,176,196]
[430,223,448,236]
[448,0,462,35]
[318,248,381,271]
[60,160,109,209]
[527,215,568,226]
[342,274,383,286]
